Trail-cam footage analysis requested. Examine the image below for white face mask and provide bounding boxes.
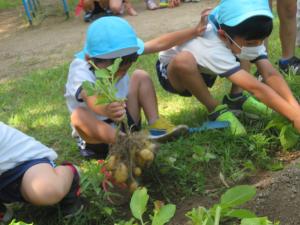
[225,33,265,61]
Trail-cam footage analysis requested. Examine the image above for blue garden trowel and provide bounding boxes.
[188,121,230,133]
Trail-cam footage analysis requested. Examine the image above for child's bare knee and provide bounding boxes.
[172,52,196,71]
[71,107,87,126]
[131,69,149,80]
[110,4,122,14]
[24,181,65,205]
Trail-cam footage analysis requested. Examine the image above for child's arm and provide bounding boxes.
[228,70,300,130]
[81,90,126,122]
[143,8,211,54]
[256,59,300,109]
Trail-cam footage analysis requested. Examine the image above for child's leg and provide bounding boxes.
[126,69,159,125]
[167,51,219,113]
[109,0,123,14]
[71,107,116,144]
[20,164,74,205]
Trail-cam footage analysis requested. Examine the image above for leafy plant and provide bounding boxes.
[185,185,279,225]
[265,114,299,150]
[116,187,176,225]
[9,220,33,225]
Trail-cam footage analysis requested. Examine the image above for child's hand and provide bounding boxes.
[195,8,212,36]
[293,118,300,133]
[168,0,180,8]
[105,102,126,122]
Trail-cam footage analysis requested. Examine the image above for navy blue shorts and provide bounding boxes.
[155,60,217,97]
[0,158,55,203]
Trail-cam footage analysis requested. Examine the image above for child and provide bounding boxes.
[156,0,300,135]
[65,13,210,159]
[77,0,137,23]
[0,122,83,223]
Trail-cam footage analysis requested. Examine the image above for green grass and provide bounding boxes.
[0,0,19,10]
[2,13,300,225]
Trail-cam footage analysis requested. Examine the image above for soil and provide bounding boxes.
[2,2,300,225]
[0,0,217,82]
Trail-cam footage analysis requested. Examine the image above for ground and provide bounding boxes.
[1,1,300,224]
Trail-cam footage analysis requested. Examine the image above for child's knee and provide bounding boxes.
[71,107,88,126]
[109,2,123,14]
[22,180,65,205]
[131,69,150,80]
[172,52,196,71]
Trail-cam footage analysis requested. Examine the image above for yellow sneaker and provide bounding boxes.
[148,117,189,143]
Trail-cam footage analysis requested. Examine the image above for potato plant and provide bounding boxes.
[82,59,157,192]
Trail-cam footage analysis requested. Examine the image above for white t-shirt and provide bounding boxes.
[0,122,57,176]
[159,23,245,78]
[64,58,130,121]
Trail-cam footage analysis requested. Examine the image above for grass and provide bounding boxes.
[0,0,19,10]
[2,12,300,225]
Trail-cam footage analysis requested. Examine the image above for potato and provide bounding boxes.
[114,163,128,183]
[139,149,155,162]
[133,167,142,177]
[106,155,117,171]
[136,155,146,167]
[129,181,139,192]
[148,143,157,152]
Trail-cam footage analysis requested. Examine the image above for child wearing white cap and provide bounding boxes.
[157,0,300,136]
[65,13,210,159]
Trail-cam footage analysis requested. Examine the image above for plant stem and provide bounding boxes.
[214,206,221,225]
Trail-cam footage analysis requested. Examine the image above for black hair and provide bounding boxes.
[220,16,273,40]
[91,52,138,67]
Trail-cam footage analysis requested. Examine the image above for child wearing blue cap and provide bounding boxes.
[157,0,300,135]
[65,13,209,159]
[0,122,83,223]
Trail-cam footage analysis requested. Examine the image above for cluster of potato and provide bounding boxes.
[105,142,157,192]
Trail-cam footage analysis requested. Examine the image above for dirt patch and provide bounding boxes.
[0,0,217,82]
[170,157,300,225]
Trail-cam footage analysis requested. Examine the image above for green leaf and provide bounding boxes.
[82,81,95,96]
[279,124,299,150]
[151,204,176,225]
[265,114,289,130]
[220,185,256,208]
[225,209,256,219]
[95,68,111,79]
[107,58,122,75]
[240,217,273,225]
[130,187,149,221]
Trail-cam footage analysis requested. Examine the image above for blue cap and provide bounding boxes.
[212,0,273,27]
[76,16,144,59]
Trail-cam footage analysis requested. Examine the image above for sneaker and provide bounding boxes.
[208,104,247,136]
[0,203,13,224]
[146,0,159,9]
[223,93,272,119]
[278,56,300,75]
[83,11,93,22]
[76,136,109,160]
[59,163,84,218]
[159,0,169,7]
[148,117,189,143]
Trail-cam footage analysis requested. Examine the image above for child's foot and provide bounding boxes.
[59,163,84,218]
[125,3,138,16]
[278,56,300,75]
[0,203,13,224]
[76,137,109,160]
[208,104,246,136]
[223,93,272,119]
[146,0,159,10]
[148,117,189,143]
